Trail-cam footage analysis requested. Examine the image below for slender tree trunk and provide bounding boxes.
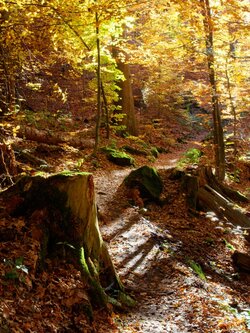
[101,82,110,139]
[225,53,238,167]
[0,45,16,116]
[94,12,102,153]
[200,0,225,180]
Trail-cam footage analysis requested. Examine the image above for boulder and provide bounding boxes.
[107,149,134,166]
[124,166,163,201]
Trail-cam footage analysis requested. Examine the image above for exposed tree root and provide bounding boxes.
[0,172,135,313]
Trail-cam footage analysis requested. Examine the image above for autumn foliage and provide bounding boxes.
[0,1,250,331]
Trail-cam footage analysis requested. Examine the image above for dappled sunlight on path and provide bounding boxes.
[93,137,250,333]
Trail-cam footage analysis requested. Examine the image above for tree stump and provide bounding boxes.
[182,166,250,228]
[232,251,250,273]
[1,171,135,310]
[181,174,199,210]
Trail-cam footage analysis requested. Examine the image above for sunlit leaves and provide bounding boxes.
[0,0,248,121]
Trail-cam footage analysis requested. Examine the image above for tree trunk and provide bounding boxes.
[0,44,16,116]
[113,47,138,136]
[198,185,250,228]
[1,172,135,309]
[225,52,238,170]
[183,166,250,228]
[94,12,102,153]
[17,125,95,148]
[0,140,17,188]
[200,0,225,180]
[101,82,110,139]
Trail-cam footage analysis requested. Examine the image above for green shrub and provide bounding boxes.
[178,148,202,168]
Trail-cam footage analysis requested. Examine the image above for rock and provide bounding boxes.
[124,166,163,201]
[106,149,134,166]
[122,145,148,156]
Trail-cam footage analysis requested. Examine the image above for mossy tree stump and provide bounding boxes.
[2,171,134,311]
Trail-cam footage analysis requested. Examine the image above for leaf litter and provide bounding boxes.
[0,138,249,332]
[94,149,250,333]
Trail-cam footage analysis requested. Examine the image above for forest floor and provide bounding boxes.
[0,114,250,332]
[93,140,250,333]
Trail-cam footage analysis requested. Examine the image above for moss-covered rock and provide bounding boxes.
[123,145,160,159]
[122,145,148,156]
[124,166,163,200]
[106,149,134,166]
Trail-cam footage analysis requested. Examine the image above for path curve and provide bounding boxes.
[93,137,228,333]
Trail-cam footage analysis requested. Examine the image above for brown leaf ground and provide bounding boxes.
[0,115,250,332]
[94,150,250,333]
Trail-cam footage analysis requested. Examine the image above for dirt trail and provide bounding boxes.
[94,137,203,209]
[93,150,190,333]
[93,138,250,333]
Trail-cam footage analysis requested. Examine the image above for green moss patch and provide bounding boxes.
[101,147,134,166]
[124,165,163,200]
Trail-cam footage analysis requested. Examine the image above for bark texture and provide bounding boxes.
[113,47,138,136]
[18,125,94,148]
[183,166,250,228]
[200,0,225,180]
[1,172,134,310]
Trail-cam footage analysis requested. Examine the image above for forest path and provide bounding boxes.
[93,136,221,332]
[93,135,250,333]
[94,135,203,210]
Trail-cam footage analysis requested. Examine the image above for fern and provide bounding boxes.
[188,259,206,280]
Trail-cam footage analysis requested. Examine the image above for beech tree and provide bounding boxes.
[131,0,249,178]
[112,45,138,136]
[199,0,225,180]
[0,1,136,136]
[0,0,248,164]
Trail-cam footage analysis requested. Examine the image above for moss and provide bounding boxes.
[125,166,163,200]
[122,145,148,156]
[79,246,91,276]
[78,246,135,309]
[117,291,136,307]
[151,147,159,158]
[78,246,108,308]
[106,148,135,166]
[53,170,91,177]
